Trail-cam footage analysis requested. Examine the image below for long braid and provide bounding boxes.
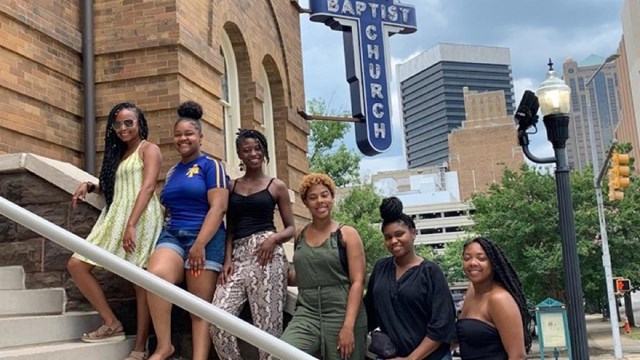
[465,237,532,352]
[235,129,270,164]
[98,102,148,208]
[379,196,416,231]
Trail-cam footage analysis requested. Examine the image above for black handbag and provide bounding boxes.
[368,329,397,358]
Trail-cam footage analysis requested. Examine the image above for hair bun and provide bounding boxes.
[177,101,203,120]
[379,196,403,222]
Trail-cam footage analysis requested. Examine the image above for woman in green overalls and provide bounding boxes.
[281,173,367,360]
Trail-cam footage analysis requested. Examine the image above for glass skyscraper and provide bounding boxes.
[397,43,515,168]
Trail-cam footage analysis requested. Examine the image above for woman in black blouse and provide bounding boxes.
[365,197,457,360]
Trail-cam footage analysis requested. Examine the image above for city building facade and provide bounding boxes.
[615,0,640,171]
[0,1,310,214]
[396,43,515,169]
[562,55,621,171]
[448,88,524,200]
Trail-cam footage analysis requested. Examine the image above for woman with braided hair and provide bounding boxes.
[456,237,531,359]
[67,102,163,360]
[210,128,294,360]
[364,196,457,360]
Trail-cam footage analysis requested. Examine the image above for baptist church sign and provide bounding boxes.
[309,0,417,155]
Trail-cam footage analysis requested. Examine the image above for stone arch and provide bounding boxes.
[262,54,288,180]
[222,22,254,130]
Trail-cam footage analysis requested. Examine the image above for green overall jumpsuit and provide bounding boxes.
[280,227,367,359]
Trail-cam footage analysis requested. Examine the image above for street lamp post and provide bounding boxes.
[515,60,589,359]
[584,53,622,359]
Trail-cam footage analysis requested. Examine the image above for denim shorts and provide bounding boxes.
[156,228,225,272]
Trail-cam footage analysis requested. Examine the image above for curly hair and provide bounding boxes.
[235,128,270,164]
[463,237,532,353]
[99,102,149,208]
[176,100,203,132]
[379,196,416,231]
[299,173,336,201]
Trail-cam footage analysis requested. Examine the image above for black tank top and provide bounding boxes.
[228,178,276,240]
[456,318,508,360]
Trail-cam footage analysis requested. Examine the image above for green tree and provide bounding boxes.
[464,162,640,310]
[437,237,471,284]
[307,98,361,187]
[333,183,386,271]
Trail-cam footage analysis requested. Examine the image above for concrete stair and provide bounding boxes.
[0,266,135,359]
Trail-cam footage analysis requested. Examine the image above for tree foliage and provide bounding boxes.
[333,183,386,272]
[443,160,640,311]
[307,98,361,187]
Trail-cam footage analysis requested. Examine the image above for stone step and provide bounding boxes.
[0,312,102,348]
[0,266,25,290]
[0,337,135,360]
[0,288,65,317]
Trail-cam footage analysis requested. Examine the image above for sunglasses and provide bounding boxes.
[111,119,136,130]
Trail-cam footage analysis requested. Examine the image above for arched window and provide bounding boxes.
[259,66,277,177]
[220,32,241,172]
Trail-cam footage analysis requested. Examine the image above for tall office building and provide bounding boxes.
[396,43,514,168]
[562,56,621,171]
[615,0,640,172]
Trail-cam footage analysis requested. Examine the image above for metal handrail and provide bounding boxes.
[0,196,313,360]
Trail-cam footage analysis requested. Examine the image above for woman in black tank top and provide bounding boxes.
[210,129,295,360]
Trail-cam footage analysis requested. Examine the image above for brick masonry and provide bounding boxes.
[0,0,309,200]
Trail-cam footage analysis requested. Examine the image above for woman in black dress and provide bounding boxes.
[365,197,457,360]
[455,237,531,360]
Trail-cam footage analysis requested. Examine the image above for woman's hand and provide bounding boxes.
[254,235,277,266]
[218,261,234,285]
[337,326,355,359]
[188,242,206,272]
[70,183,90,208]
[122,224,137,253]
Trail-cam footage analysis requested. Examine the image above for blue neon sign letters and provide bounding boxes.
[309,0,417,155]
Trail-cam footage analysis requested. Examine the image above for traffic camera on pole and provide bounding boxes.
[608,150,630,201]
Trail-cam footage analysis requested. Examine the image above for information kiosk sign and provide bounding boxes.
[536,298,571,360]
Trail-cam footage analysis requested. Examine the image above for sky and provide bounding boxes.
[298,0,626,178]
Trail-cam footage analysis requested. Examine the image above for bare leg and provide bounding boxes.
[187,269,218,360]
[147,248,184,360]
[132,284,150,352]
[67,257,119,327]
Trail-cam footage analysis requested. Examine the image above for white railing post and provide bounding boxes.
[0,196,313,360]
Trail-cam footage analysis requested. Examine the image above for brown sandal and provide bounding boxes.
[81,320,126,343]
[123,350,148,360]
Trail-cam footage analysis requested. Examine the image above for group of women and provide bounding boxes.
[68,100,532,360]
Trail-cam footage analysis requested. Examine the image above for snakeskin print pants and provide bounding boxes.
[210,231,288,360]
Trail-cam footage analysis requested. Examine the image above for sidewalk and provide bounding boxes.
[528,314,640,359]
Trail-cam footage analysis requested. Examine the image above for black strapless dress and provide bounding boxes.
[456,318,508,360]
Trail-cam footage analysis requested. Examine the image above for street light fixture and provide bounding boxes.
[584,53,623,359]
[515,59,589,360]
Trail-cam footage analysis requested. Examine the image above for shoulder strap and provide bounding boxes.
[336,223,349,275]
[265,177,275,189]
[294,224,310,250]
[230,179,238,193]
